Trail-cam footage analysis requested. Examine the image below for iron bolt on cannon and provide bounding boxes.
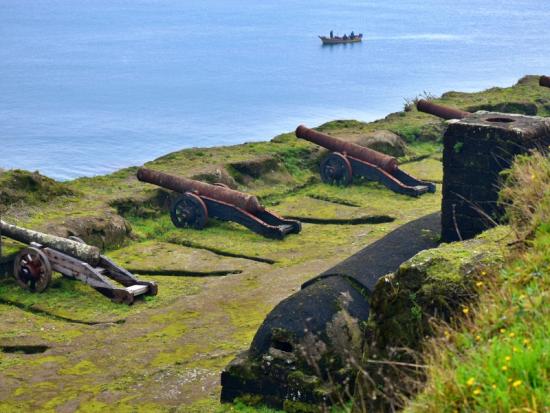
[540,76,550,88]
[136,168,301,239]
[295,125,436,197]
[0,220,157,304]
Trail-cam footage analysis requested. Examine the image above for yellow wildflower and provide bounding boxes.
[505,356,511,362]
[466,377,475,386]
[481,271,487,276]
[492,384,497,389]
[500,328,506,334]
[509,332,515,338]
[462,307,470,315]
[473,388,482,395]
[502,366,508,371]
[476,281,484,287]
[523,338,530,345]
[513,347,519,353]
[475,335,481,341]
[508,378,513,383]
[512,380,522,388]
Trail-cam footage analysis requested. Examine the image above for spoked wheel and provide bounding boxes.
[14,247,52,293]
[170,193,209,229]
[320,152,353,186]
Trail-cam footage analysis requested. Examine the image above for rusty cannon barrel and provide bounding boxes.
[0,220,101,265]
[416,99,470,120]
[137,168,263,213]
[295,125,398,173]
[540,75,550,88]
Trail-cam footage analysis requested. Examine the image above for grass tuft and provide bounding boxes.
[403,151,550,413]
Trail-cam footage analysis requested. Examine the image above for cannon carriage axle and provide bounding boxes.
[295,125,436,196]
[137,168,301,239]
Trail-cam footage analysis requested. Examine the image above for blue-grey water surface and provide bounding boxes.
[1,0,549,180]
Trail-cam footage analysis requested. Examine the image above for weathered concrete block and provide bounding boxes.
[441,112,550,242]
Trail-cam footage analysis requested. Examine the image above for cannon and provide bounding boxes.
[416,99,470,120]
[295,125,436,196]
[0,220,158,304]
[136,168,301,239]
[540,76,550,88]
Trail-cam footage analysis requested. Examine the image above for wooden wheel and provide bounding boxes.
[170,193,209,229]
[320,153,353,186]
[14,247,52,293]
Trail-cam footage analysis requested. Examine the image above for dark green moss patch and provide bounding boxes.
[0,170,76,210]
[467,101,538,115]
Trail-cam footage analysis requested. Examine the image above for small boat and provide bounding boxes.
[319,33,363,45]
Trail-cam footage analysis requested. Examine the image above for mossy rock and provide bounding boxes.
[191,166,238,188]
[349,130,409,157]
[367,226,510,352]
[0,170,75,210]
[467,101,538,116]
[228,156,293,186]
[44,213,132,250]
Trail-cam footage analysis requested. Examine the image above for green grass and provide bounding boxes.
[404,152,550,413]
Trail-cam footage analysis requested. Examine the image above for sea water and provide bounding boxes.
[1,0,549,180]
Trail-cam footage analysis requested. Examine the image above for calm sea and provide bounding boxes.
[1,0,549,180]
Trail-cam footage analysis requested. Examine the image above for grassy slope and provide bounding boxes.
[0,76,548,412]
[405,153,549,412]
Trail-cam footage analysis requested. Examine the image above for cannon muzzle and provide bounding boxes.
[416,99,470,120]
[540,76,550,88]
[0,220,101,265]
[137,168,263,213]
[295,125,398,173]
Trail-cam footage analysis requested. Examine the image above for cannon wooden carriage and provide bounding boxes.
[540,76,550,88]
[295,125,436,197]
[137,168,301,239]
[0,220,157,304]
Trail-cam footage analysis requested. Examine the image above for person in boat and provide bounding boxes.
[350,31,355,39]
[343,34,348,40]
[330,30,333,39]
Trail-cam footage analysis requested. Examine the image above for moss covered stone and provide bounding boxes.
[353,227,510,412]
[367,226,509,351]
[0,169,75,211]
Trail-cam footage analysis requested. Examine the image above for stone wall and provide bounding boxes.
[441,112,550,242]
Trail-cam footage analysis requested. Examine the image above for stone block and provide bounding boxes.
[441,112,550,242]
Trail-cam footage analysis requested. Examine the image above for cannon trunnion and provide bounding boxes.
[137,168,301,239]
[295,125,436,196]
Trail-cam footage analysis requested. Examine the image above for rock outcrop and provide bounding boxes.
[357,227,509,411]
